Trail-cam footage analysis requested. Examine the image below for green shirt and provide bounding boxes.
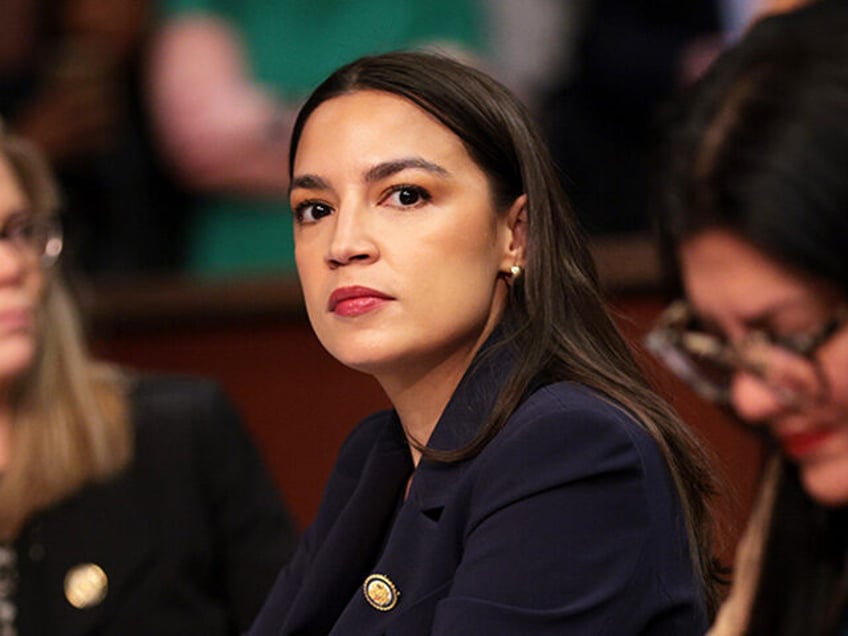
[161,0,486,276]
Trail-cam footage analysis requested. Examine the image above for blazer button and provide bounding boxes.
[64,563,108,609]
[363,573,399,611]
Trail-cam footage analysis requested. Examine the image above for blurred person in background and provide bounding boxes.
[540,0,818,239]
[540,0,723,237]
[0,126,297,635]
[146,0,487,277]
[646,2,848,633]
[0,0,188,276]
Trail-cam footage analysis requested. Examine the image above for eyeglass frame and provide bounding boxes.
[0,213,63,267]
[644,299,848,405]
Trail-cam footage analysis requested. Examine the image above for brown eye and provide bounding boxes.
[294,201,333,224]
[383,185,431,209]
[398,188,420,205]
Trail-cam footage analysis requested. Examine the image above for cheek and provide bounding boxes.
[299,275,331,341]
[294,241,324,309]
[820,331,848,409]
[411,229,501,303]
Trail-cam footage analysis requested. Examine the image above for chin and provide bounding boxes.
[318,329,403,373]
[329,349,395,377]
[800,461,848,508]
[0,340,36,382]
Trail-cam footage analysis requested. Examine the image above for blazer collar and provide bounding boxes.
[408,329,517,512]
[288,329,531,634]
[282,415,413,635]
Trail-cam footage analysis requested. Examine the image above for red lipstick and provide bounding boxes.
[777,429,837,459]
[328,286,393,317]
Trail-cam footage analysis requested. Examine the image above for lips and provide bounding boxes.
[0,307,33,332]
[777,429,837,459]
[328,286,393,317]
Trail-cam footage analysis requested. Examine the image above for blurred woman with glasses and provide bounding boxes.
[646,1,848,633]
[0,126,297,634]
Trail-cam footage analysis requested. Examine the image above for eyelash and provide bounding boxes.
[292,200,333,224]
[380,184,432,208]
[292,184,432,224]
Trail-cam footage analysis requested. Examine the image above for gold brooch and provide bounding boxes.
[64,563,108,609]
[363,573,399,611]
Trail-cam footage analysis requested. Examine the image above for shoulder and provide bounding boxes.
[129,374,236,429]
[440,382,703,631]
[130,373,226,409]
[515,380,643,430]
[469,381,675,517]
[492,381,662,471]
[127,373,249,461]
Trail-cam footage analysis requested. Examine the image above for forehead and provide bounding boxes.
[294,90,472,172]
[679,229,825,321]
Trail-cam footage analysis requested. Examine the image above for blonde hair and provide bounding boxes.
[0,131,132,540]
[707,457,780,635]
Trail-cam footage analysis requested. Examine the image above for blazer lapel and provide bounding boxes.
[292,330,526,634]
[413,335,515,514]
[281,418,413,636]
[327,337,519,633]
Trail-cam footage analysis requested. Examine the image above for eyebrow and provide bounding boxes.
[290,157,450,194]
[741,296,817,322]
[698,296,821,337]
[290,174,330,192]
[364,157,450,182]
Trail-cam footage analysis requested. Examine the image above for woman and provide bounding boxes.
[646,2,848,634]
[0,126,297,634]
[248,51,721,635]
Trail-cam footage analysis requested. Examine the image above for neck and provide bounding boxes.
[377,327,496,467]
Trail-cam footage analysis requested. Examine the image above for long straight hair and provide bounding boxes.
[658,2,848,633]
[289,50,724,614]
[747,460,848,636]
[0,132,132,540]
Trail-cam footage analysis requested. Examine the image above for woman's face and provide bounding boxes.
[0,156,45,388]
[680,228,848,506]
[290,90,523,382]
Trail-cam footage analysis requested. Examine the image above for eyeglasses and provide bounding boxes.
[0,215,63,267]
[644,300,848,406]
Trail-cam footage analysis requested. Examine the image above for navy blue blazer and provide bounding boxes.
[249,346,708,635]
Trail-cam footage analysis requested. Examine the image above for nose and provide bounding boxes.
[729,371,788,425]
[324,204,377,269]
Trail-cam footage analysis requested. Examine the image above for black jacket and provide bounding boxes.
[13,375,297,635]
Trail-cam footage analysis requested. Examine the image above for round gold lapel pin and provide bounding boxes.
[64,563,108,609]
[363,573,399,611]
